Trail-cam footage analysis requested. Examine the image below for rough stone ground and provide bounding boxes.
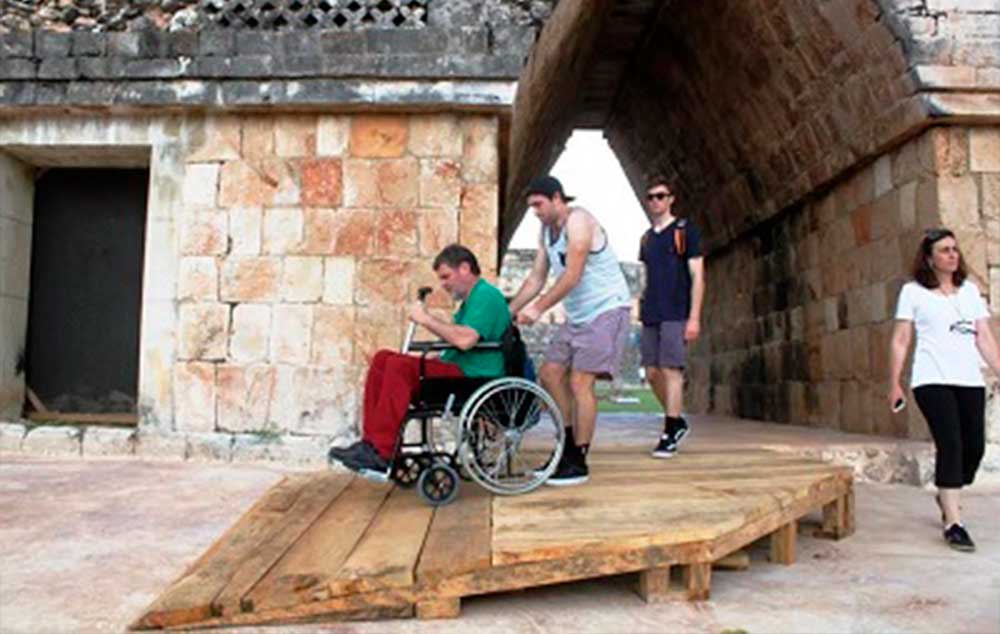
[1,414,999,634]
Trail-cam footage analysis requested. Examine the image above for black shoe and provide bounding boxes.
[328,441,388,473]
[652,417,690,458]
[545,459,589,486]
[943,523,976,552]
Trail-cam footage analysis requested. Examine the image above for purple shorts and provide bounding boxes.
[640,321,687,369]
[543,306,631,377]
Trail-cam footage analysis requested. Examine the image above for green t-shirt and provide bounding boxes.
[440,278,511,377]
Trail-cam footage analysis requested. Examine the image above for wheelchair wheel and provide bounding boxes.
[417,462,460,507]
[458,378,564,496]
[391,454,429,488]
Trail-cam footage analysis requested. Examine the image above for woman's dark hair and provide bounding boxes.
[433,244,481,275]
[911,227,967,288]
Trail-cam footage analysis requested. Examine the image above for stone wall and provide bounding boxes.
[0,151,33,420]
[689,125,999,439]
[0,111,500,446]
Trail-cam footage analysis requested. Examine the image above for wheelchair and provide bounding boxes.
[380,324,566,507]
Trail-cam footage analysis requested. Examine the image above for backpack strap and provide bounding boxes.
[674,218,687,257]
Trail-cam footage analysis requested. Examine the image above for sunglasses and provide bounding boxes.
[646,192,670,201]
[924,228,953,242]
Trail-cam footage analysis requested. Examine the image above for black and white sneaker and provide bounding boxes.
[652,418,690,458]
[545,460,589,486]
[943,523,975,552]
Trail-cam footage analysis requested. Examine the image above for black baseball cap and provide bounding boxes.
[526,175,575,202]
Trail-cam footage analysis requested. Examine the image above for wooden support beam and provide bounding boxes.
[769,521,797,565]
[28,411,138,426]
[713,550,750,571]
[684,563,711,601]
[416,598,460,620]
[815,485,855,540]
[637,567,672,603]
[25,387,48,413]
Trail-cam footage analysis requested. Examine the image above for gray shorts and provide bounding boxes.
[543,306,631,377]
[640,321,687,369]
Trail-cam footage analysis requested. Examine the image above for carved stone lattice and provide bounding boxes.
[198,0,428,29]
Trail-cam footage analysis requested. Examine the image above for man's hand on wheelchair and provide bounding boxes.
[409,302,431,326]
[516,303,541,326]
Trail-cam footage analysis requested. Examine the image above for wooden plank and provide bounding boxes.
[636,567,679,603]
[131,475,315,630]
[28,411,138,426]
[769,520,797,565]
[212,473,352,617]
[416,598,461,620]
[245,477,393,613]
[315,486,435,598]
[415,485,492,587]
[25,386,48,413]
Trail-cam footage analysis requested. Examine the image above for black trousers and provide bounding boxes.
[913,384,986,488]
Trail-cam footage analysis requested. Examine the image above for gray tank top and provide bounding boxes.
[543,211,631,325]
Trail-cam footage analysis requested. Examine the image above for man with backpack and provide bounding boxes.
[639,175,705,458]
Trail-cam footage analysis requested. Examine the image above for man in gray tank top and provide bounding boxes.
[509,175,632,486]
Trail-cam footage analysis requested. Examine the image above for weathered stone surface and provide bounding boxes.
[317,115,349,156]
[0,422,25,453]
[262,207,303,254]
[221,257,281,302]
[419,158,462,208]
[274,114,317,158]
[311,305,355,367]
[185,431,233,463]
[216,365,275,433]
[228,207,262,255]
[218,159,299,208]
[300,157,342,207]
[178,303,229,361]
[134,430,187,461]
[349,114,408,158]
[22,426,81,457]
[178,211,227,256]
[356,258,410,306]
[188,116,241,162]
[322,256,355,305]
[177,257,218,301]
[409,114,462,157]
[270,304,312,365]
[375,209,419,257]
[460,116,498,183]
[82,427,136,458]
[970,127,1000,172]
[417,207,459,257]
[229,303,271,363]
[174,362,216,432]
[281,256,323,302]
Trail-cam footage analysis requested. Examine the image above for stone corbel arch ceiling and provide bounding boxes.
[504,0,1000,253]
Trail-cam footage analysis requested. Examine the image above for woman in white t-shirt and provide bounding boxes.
[889,228,1000,552]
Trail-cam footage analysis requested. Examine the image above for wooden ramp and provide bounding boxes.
[131,449,855,629]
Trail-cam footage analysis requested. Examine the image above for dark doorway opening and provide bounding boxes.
[24,169,149,423]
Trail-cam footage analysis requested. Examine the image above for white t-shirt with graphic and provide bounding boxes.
[895,281,990,388]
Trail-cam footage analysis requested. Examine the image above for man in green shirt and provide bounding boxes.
[328,244,510,474]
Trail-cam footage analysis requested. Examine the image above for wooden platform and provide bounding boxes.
[131,449,855,630]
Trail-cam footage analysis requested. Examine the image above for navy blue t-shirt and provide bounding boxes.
[638,219,702,324]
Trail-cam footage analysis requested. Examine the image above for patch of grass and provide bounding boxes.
[595,385,662,414]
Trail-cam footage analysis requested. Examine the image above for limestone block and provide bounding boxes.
[897,181,918,230]
[221,257,281,302]
[409,114,462,157]
[982,174,1000,221]
[355,259,411,307]
[182,163,220,207]
[230,303,271,363]
[375,209,419,257]
[274,114,317,158]
[417,207,459,257]
[174,362,217,432]
[922,127,969,177]
[262,207,304,254]
[281,256,324,302]
[216,365,276,433]
[293,367,359,435]
[134,430,187,461]
[343,159,378,207]
[317,115,349,157]
[419,158,463,208]
[186,432,233,463]
[188,116,241,162]
[178,211,228,256]
[229,207,262,255]
[354,307,404,364]
[271,304,313,365]
[177,257,218,302]
[349,114,408,158]
[322,257,355,305]
[22,426,81,457]
[374,158,420,207]
[970,127,1000,172]
[218,159,299,208]
[301,158,343,207]
[460,116,498,183]
[177,303,229,361]
[241,115,274,160]
[0,422,25,452]
[936,176,980,229]
[874,155,892,198]
[82,427,136,458]
[311,305,355,367]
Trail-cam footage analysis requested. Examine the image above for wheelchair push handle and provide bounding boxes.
[402,286,434,353]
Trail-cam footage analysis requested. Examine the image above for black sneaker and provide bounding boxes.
[545,459,589,486]
[943,523,975,552]
[652,417,690,458]
[651,433,677,458]
[328,441,388,473]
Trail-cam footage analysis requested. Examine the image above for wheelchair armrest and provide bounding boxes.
[409,340,501,352]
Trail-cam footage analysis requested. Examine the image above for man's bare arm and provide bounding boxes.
[508,231,550,314]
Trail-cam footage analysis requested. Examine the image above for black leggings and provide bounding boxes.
[913,385,986,488]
